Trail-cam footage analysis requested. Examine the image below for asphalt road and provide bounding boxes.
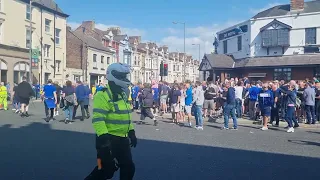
[0,101,320,180]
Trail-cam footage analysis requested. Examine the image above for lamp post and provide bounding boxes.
[192,44,200,82]
[29,0,33,83]
[172,21,186,81]
[192,44,201,63]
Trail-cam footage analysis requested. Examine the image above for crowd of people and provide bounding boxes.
[2,74,320,133]
[131,77,320,133]
[1,77,92,124]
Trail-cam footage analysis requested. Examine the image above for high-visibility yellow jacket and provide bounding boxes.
[0,86,7,96]
[128,86,132,101]
[92,84,134,137]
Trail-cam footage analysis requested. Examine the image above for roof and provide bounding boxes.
[203,54,235,68]
[137,43,148,51]
[113,35,128,42]
[253,1,320,19]
[260,19,292,31]
[72,30,114,53]
[32,0,68,17]
[235,54,320,68]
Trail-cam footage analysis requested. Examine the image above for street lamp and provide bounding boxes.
[192,44,201,64]
[172,21,186,81]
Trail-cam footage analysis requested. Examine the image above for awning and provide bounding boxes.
[248,73,267,78]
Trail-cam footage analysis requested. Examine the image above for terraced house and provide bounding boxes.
[0,0,68,85]
[200,0,320,82]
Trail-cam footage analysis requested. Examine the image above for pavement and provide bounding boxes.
[0,102,320,180]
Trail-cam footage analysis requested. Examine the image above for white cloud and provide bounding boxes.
[160,20,243,60]
[67,22,146,36]
[249,3,281,14]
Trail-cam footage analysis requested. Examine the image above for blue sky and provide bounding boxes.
[56,0,289,59]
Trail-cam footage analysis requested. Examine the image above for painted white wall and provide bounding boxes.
[217,12,320,59]
[251,12,320,57]
[217,21,251,59]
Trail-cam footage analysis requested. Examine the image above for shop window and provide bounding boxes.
[274,68,291,81]
[223,40,228,54]
[237,36,242,51]
[314,66,320,79]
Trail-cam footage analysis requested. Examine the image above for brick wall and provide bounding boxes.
[66,30,87,69]
[291,0,304,11]
[292,67,314,80]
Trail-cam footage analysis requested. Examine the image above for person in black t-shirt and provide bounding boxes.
[270,84,280,126]
[11,83,20,113]
[296,81,306,122]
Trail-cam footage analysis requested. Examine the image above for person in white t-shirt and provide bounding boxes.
[234,81,244,118]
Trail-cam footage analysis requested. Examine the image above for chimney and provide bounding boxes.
[291,0,304,11]
[67,26,72,31]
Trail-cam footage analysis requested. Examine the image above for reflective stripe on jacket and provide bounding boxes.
[92,84,134,137]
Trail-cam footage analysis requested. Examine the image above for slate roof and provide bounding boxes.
[204,54,235,68]
[72,30,114,53]
[32,0,68,17]
[235,54,320,68]
[201,53,320,70]
[253,1,320,19]
[113,35,128,42]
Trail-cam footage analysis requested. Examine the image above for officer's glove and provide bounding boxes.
[128,130,137,148]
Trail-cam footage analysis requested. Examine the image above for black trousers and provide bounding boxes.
[44,102,54,118]
[140,107,154,120]
[73,100,89,119]
[271,107,280,125]
[95,135,135,180]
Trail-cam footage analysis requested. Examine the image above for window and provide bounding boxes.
[43,44,51,58]
[55,28,61,45]
[26,4,31,20]
[305,28,316,45]
[101,56,104,63]
[278,29,289,46]
[262,29,289,47]
[223,40,228,54]
[237,36,242,51]
[274,68,291,81]
[134,56,137,65]
[56,60,61,73]
[107,57,110,64]
[93,54,97,68]
[26,29,32,48]
[45,19,51,33]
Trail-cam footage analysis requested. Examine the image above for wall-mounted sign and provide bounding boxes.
[218,25,248,41]
[31,49,40,69]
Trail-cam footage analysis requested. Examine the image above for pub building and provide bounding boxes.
[200,0,320,82]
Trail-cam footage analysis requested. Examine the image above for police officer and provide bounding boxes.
[0,82,8,110]
[86,63,137,180]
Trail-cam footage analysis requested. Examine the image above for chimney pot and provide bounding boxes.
[291,0,304,11]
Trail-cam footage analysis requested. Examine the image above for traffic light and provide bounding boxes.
[160,62,164,76]
[164,63,168,76]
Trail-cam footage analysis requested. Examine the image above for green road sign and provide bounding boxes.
[32,49,40,59]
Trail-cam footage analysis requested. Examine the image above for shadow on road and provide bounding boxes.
[0,122,319,180]
[288,140,320,147]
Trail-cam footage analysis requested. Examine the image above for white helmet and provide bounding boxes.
[106,63,132,88]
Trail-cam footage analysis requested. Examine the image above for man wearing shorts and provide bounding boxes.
[170,84,181,123]
[258,83,273,131]
[16,76,34,117]
[203,82,216,118]
[160,82,169,114]
[185,81,193,126]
